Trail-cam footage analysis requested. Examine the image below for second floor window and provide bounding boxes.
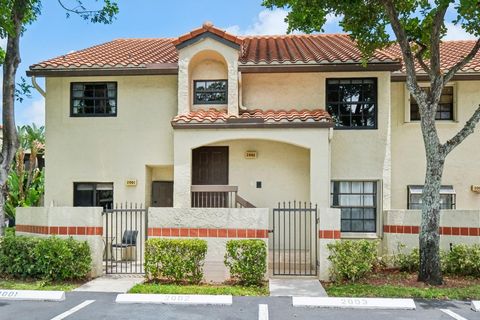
[71,82,117,117]
[410,86,454,121]
[326,78,377,129]
[194,80,227,104]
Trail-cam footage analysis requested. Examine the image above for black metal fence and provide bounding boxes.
[103,203,147,274]
[271,201,318,276]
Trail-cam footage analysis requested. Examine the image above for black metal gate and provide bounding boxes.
[103,203,147,274]
[271,201,318,276]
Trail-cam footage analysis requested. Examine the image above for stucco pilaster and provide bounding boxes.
[177,57,190,115]
[227,60,239,116]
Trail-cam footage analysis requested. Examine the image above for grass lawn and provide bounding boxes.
[324,270,480,300]
[0,279,80,291]
[130,282,269,296]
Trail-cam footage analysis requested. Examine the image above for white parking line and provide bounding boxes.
[440,309,469,320]
[258,304,268,320]
[50,300,95,320]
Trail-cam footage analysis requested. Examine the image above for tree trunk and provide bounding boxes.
[0,3,25,236]
[418,108,445,285]
[418,155,445,284]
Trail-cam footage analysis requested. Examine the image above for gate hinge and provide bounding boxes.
[316,218,320,225]
[267,229,274,234]
[316,260,320,267]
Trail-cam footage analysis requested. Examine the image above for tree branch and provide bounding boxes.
[442,104,480,155]
[380,0,423,97]
[413,41,432,76]
[57,0,101,15]
[444,38,480,83]
[429,4,449,79]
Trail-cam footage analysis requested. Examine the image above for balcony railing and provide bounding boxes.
[191,185,255,208]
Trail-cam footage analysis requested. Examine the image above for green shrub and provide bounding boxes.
[5,227,15,237]
[327,240,378,283]
[224,239,267,286]
[0,235,39,279]
[394,244,419,273]
[443,244,480,277]
[145,238,207,284]
[0,235,91,281]
[34,237,91,281]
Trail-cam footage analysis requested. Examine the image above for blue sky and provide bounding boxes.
[4,0,476,126]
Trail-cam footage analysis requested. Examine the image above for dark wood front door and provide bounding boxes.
[192,146,229,185]
[151,181,173,207]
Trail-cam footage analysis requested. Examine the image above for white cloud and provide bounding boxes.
[225,9,342,36]
[444,22,477,40]
[0,37,5,49]
[19,98,45,126]
[225,9,290,35]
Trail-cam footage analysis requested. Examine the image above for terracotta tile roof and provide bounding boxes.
[384,40,480,73]
[173,21,243,47]
[31,38,177,69]
[171,108,332,125]
[239,34,398,64]
[29,23,480,74]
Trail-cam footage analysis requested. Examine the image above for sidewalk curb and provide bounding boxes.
[0,289,65,302]
[292,297,416,310]
[115,293,233,305]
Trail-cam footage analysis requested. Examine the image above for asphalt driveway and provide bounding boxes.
[0,292,479,320]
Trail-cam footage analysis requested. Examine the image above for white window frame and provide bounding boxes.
[404,82,457,123]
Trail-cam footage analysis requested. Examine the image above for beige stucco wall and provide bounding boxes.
[177,37,239,115]
[148,207,269,282]
[173,128,331,210]
[243,71,391,235]
[44,75,177,207]
[391,81,480,209]
[207,140,309,209]
[16,207,104,277]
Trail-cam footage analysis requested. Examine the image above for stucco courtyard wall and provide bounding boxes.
[148,207,269,282]
[15,207,104,277]
[44,75,177,207]
[382,209,480,257]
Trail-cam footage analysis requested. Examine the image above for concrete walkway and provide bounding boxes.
[269,278,327,297]
[74,274,144,293]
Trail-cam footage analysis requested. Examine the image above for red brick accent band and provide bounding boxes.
[384,225,480,236]
[16,225,103,236]
[147,227,269,239]
[318,230,341,239]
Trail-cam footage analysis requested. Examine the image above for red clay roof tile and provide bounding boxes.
[171,108,332,125]
[29,24,480,74]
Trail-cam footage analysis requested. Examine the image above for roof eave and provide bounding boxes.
[238,62,403,73]
[391,72,480,81]
[26,64,179,77]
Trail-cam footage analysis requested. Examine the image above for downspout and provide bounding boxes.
[328,127,334,142]
[238,71,247,111]
[31,76,46,97]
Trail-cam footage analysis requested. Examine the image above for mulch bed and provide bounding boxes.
[338,268,480,288]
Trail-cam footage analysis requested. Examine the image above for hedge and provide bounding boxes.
[327,240,378,283]
[0,235,92,281]
[224,239,267,286]
[145,238,207,284]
